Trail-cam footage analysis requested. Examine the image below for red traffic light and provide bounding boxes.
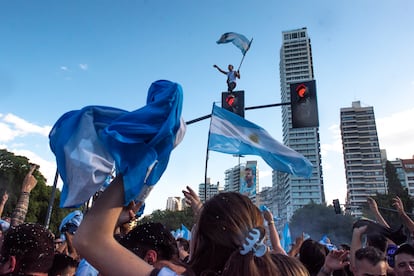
[296,84,308,98]
[221,91,245,117]
[290,80,319,128]
[225,95,236,106]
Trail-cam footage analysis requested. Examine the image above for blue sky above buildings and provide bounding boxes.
[1,1,413,214]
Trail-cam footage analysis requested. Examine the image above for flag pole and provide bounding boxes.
[204,103,215,202]
[237,38,253,72]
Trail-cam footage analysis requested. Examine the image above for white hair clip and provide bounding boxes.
[240,228,268,257]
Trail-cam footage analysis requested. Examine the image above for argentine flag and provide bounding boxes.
[208,104,312,178]
[216,32,252,55]
[49,80,185,208]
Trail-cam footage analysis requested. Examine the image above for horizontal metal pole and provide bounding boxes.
[185,102,291,125]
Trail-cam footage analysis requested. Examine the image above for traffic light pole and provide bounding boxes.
[185,102,291,125]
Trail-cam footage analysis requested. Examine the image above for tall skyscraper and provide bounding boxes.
[275,27,325,223]
[340,101,387,217]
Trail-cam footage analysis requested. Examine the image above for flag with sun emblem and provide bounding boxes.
[208,104,312,178]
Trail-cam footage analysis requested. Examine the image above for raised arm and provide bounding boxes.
[0,191,8,218]
[11,164,38,227]
[393,196,414,234]
[213,64,227,75]
[350,225,367,272]
[367,197,390,228]
[262,209,286,255]
[317,249,350,276]
[182,185,203,218]
[73,175,154,276]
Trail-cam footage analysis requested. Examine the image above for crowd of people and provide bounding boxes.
[1,166,414,276]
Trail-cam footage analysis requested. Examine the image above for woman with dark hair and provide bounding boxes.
[74,175,283,275]
[299,239,329,276]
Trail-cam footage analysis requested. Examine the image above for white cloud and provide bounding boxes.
[60,66,69,71]
[321,124,343,156]
[377,108,414,160]
[79,64,88,70]
[0,114,51,142]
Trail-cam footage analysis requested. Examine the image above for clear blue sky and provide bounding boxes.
[1,1,413,215]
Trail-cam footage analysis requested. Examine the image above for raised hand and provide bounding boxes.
[392,196,405,214]
[1,191,8,204]
[367,197,379,212]
[182,186,203,217]
[22,164,38,193]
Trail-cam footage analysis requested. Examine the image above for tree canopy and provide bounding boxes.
[0,149,74,235]
[139,207,195,231]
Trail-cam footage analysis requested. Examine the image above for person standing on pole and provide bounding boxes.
[213,64,240,92]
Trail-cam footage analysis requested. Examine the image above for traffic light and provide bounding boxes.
[333,199,341,214]
[221,91,245,118]
[290,80,319,128]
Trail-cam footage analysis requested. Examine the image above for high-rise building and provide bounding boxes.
[275,27,325,223]
[166,196,182,211]
[198,177,221,203]
[340,101,387,217]
[390,156,414,196]
[224,160,259,203]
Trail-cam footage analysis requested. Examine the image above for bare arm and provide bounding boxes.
[288,234,304,257]
[393,196,414,233]
[350,225,367,272]
[11,165,38,226]
[317,250,350,276]
[0,192,8,218]
[367,197,390,228]
[74,175,153,276]
[262,209,286,255]
[64,232,80,261]
[213,64,227,75]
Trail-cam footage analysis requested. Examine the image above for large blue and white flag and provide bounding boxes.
[216,32,252,55]
[49,80,186,208]
[208,104,312,178]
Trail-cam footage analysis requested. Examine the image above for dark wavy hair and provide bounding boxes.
[189,192,280,276]
[120,222,178,261]
[299,239,328,276]
[0,223,55,275]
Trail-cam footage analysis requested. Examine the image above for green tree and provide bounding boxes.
[0,149,72,234]
[139,207,195,231]
[289,202,355,246]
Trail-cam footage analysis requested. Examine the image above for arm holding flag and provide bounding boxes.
[262,208,286,255]
[74,175,154,275]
